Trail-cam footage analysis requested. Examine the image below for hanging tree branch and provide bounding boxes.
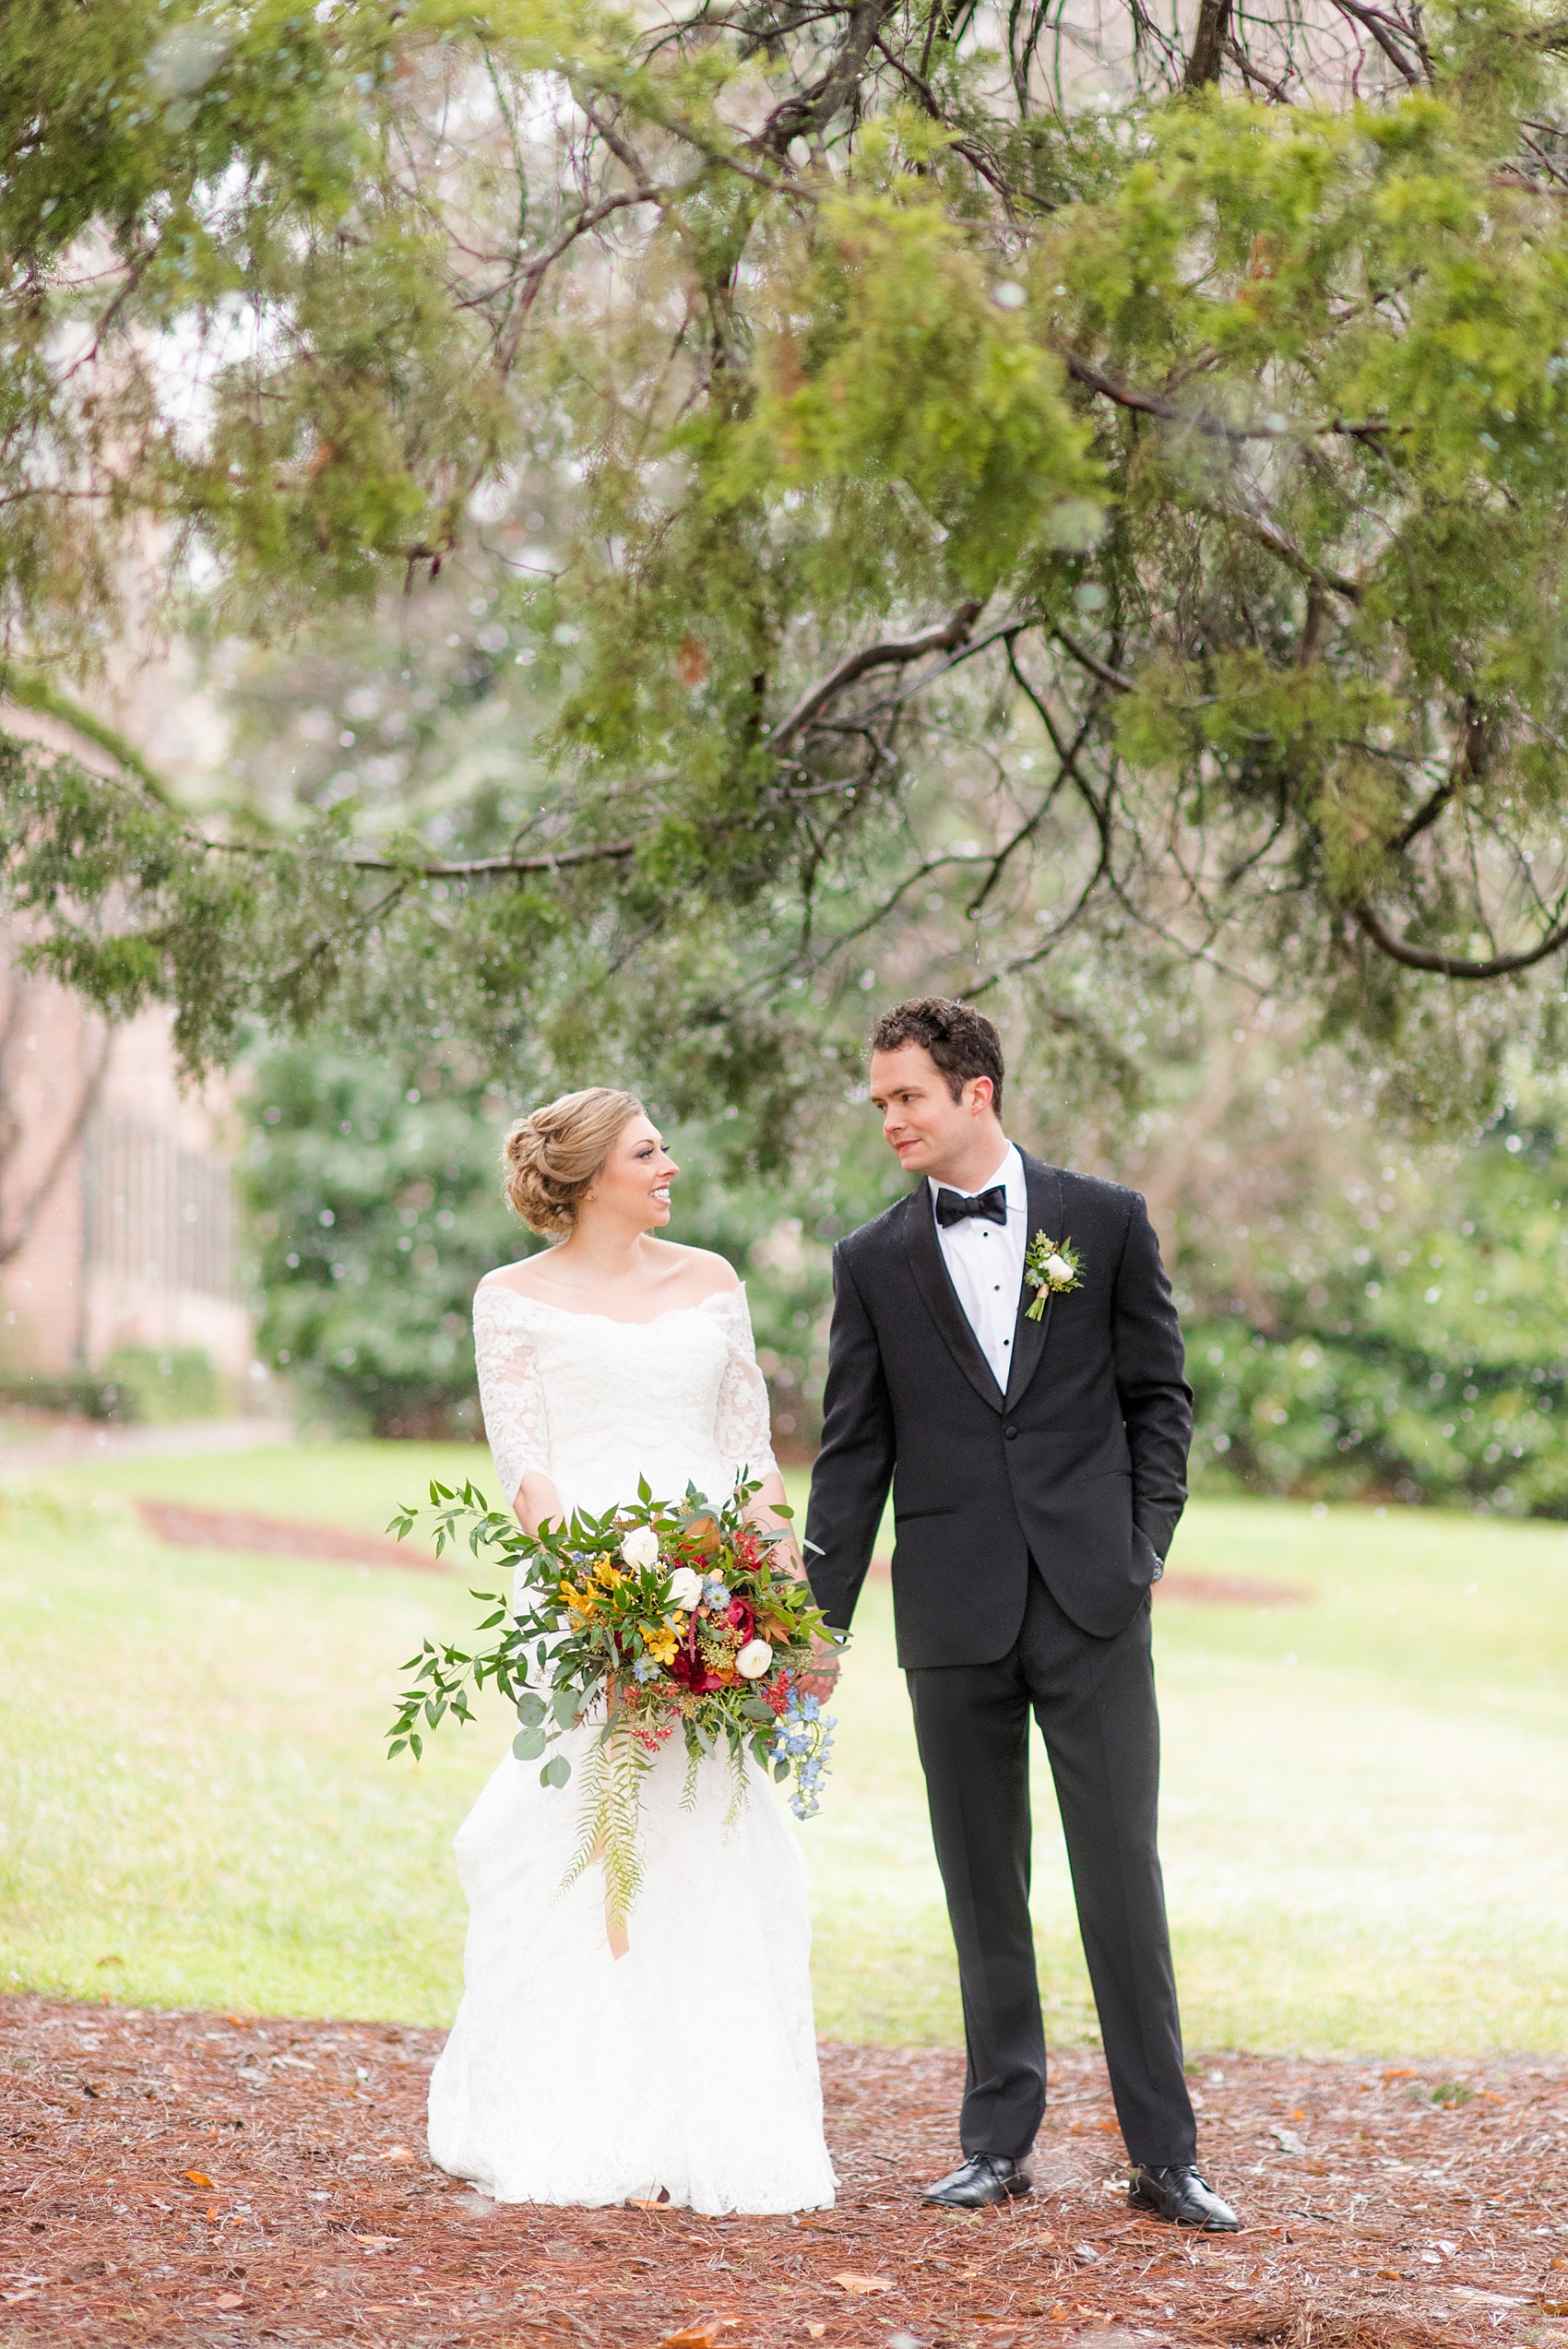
[1349,899,1568,979]
[766,602,985,751]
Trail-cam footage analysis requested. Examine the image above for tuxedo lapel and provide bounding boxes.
[902,1184,1005,1414]
[1003,1155,1062,1411]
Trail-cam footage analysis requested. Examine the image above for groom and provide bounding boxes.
[804,998,1238,2230]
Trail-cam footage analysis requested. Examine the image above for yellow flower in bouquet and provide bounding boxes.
[641,1618,680,1666]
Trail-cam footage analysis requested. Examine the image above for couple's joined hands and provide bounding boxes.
[743,1492,842,1702]
[799,1634,842,1703]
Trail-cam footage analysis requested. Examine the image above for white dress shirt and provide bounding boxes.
[929,1142,1028,1392]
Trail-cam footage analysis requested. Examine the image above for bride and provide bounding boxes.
[427,1086,837,2213]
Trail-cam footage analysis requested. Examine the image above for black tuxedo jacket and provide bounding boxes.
[803,1152,1193,1667]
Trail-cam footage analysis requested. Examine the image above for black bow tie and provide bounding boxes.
[934,1184,1008,1228]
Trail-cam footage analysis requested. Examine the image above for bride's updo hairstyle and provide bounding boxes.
[502,1087,644,1237]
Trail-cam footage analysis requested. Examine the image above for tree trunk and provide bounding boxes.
[1184,0,1232,86]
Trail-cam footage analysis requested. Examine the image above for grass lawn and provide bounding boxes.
[3,1440,1565,2055]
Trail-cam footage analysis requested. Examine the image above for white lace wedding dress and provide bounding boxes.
[426,1278,836,2213]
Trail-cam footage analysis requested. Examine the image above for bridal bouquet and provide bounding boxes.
[385,1477,839,1928]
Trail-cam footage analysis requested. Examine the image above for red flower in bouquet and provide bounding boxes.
[668,1645,724,1694]
[722,1596,755,1642]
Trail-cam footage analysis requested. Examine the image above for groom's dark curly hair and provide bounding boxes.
[869,997,1004,1114]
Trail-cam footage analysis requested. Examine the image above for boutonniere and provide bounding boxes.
[1024,1231,1083,1320]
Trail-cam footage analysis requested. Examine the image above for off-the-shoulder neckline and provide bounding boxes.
[475,1279,745,1332]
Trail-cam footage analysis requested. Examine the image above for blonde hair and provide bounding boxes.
[501,1087,644,1237]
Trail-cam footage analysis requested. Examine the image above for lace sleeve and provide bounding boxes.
[472,1283,551,1513]
[711,1285,779,1485]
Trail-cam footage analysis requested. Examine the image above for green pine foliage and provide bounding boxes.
[10,5,1568,1138]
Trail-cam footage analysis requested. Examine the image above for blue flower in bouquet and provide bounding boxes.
[769,1686,836,1821]
[701,1575,730,1609]
[632,1656,661,1682]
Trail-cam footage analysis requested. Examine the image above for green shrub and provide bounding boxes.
[0,1371,116,1418]
[239,1044,527,1438]
[0,1347,220,1424]
[1187,1128,1568,1515]
[98,1348,222,1424]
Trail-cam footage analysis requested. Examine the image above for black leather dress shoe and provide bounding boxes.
[921,2153,1031,2210]
[1129,2163,1240,2230]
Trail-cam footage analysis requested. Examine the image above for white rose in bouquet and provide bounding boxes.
[1045,1253,1075,1284]
[666,1564,705,1611]
[735,1638,774,1679]
[619,1525,661,1572]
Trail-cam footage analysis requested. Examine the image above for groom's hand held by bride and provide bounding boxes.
[742,1489,839,1695]
[800,1633,842,1702]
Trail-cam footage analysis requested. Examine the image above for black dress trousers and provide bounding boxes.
[905,1565,1196,2167]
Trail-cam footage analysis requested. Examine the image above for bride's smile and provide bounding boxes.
[580,1114,680,1232]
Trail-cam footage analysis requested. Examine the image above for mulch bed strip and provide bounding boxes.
[133,1501,434,1572]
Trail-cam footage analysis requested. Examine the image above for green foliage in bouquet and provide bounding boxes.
[386,1477,838,1927]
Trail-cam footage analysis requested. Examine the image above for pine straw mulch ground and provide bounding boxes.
[3,1999,1566,2349]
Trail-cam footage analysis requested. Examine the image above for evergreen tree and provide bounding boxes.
[7,2,1568,1138]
